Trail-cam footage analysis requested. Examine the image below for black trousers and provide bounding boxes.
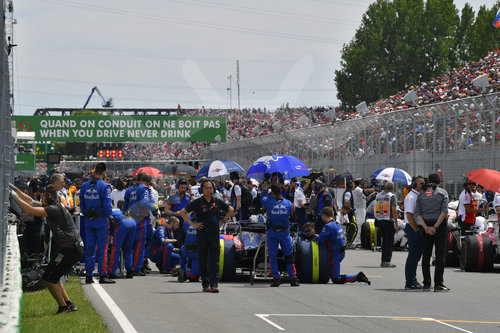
[197,233,220,288]
[420,222,447,287]
[377,219,395,263]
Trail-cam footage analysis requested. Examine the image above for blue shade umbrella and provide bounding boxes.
[195,160,244,180]
[246,155,309,179]
[370,167,412,185]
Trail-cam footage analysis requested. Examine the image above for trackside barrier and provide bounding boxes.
[1,1,21,331]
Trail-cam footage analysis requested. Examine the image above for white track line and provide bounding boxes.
[255,314,285,331]
[433,319,473,333]
[255,314,474,332]
[92,284,138,333]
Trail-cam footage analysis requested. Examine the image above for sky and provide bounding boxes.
[12,0,499,115]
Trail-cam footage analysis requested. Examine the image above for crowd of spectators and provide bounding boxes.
[118,49,500,161]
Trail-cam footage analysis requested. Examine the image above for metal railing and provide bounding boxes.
[202,93,500,198]
[1,0,20,330]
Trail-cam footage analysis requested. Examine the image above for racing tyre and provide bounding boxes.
[295,240,330,283]
[360,221,379,250]
[219,238,236,281]
[445,229,460,267]
[460,235,495,272]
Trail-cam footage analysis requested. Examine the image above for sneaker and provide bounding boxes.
[177,268,186,283]
[202,285,211,292]
[126,270,134,279]
[357,272,371,285]
[290,278,300,287]
[405,282,423,290]
[270,278,280,287]
[99,276,116,284]
[85,276,94,284]
[422,285,432,292]
[380,262,396,268]
[56,305,71,314]
[210,286,219,293]
[138,270,146,276]
[66,301,78,312]
[434,285,450,292]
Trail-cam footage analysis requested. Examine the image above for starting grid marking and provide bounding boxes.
[255,314,500,332]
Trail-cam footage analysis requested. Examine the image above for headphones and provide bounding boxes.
[411,177,417,189]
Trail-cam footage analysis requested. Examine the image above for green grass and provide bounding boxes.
[21,276,108,333]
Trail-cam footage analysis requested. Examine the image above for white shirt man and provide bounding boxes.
[458,189,473,222]
[494,192,500,216]
[294,186,306,209]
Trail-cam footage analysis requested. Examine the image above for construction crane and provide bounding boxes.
[81,86,114,112]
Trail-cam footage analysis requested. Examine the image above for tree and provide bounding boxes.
[335,0,500,108]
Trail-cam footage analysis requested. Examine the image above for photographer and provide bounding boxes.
[11,184,83,314]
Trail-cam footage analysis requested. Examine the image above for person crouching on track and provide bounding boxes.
[108,200,137,279]
[11,184,84,314]
[79,162,115,284]
[261,182,299,287]
[314,207,371,285]
[149,216,180,274]
[178,215,200,283]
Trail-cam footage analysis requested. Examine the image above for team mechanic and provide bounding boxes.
[179,179,234,293]
[178,214,200,283]
[79,163,114,284]
[108,202,137,279]
[125,173,159,275]
[314,207,370,285]
[11,184,83,314]
[149,216,180,274]
[261,182,299,287]
[164,179,192,249]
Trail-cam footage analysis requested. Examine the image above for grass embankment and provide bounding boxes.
[21,275,108,333]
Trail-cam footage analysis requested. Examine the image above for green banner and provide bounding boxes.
[12,116,226,143]
[15,154,35,171]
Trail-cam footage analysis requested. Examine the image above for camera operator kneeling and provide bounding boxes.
[11,183,84,314]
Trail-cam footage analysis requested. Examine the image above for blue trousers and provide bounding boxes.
[108,218,136,275]
[328,249,356,283]
[84,218,109,277]
[267,229,296,279]
[404,224,422,286]
[150,243,179,271]
[132,218,148,271]
[145,219,153,254]
[180,245,200,279]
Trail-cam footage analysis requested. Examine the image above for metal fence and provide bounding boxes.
[202,93,500,198]
[0,0,20,331]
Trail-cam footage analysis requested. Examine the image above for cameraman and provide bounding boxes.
[415,173,449,292]
[11,184,83,314]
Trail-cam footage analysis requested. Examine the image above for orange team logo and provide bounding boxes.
[17,121,32,132]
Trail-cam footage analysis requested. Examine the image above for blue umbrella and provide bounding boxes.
[246,155,309,179]
[195,160,244,180]
[370,167,412,185]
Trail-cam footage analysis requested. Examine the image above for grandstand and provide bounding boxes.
[203,92,499,198]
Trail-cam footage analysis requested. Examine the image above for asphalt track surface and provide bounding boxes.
[83,248,500,333]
